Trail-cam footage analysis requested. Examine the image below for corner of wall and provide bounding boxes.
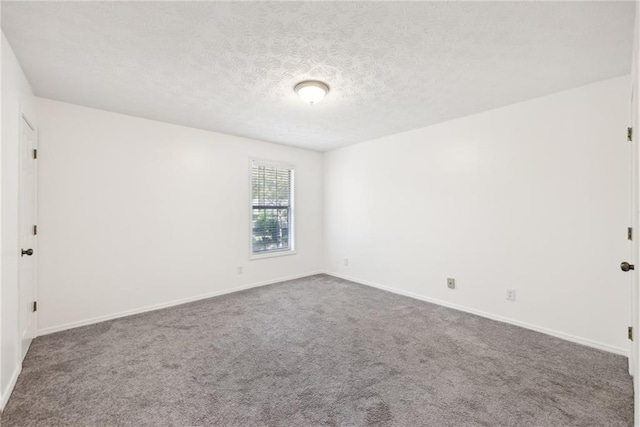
[0,364,21,412]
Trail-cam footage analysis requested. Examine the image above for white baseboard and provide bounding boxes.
[38,271,323,336]
[36,269,630,357]
[325,271,629,357]
[0,363,22,412]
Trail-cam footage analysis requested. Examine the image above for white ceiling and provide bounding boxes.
[1,1,635,151]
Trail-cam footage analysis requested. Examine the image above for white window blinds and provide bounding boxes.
[251,161,294,255]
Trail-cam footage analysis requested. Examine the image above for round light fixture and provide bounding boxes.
[294,80,329,105]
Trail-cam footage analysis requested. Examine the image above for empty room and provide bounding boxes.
[1,1,639,426]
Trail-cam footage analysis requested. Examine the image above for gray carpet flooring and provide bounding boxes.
[0,274,633,426]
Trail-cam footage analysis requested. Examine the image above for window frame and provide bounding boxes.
[249,159,296,260]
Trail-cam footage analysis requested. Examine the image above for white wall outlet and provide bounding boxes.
[237,266,243,275]
[447,278,456,289]
[506,288,516,301]
[343,258,349,266]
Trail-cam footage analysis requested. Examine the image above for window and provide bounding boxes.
[251,160,294,257]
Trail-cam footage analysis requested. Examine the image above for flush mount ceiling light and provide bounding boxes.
[294,80,330,105]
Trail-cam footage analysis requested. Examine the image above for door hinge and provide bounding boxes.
[32,301,37,312]
[628,227,632,240]
[33,149,37,159]
[628,127,633,142]
[33,225,37,236]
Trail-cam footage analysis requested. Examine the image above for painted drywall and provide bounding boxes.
[324,76,631,355]
[1,32,35,410]
[35,98,323,334]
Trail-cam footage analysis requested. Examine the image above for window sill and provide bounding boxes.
[250,250,297,261]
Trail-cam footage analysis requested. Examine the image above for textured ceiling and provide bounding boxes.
[1,1,635,151]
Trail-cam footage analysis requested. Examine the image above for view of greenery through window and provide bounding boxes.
[251,163,293,254]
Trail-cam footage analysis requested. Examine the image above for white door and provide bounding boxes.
[629,86,638,376]
[18,114,37,359]
[631,9,640,425]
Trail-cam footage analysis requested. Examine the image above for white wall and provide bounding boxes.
[1,33,35,410]
[35,76,632,356]
[324,76,631,355]
[35,98,323,334]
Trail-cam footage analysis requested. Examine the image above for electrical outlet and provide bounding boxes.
[237,266,243,275]
[447,278,456,289]
[506,289,516,301]
[344,258,349,266]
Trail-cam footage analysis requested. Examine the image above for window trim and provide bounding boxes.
[249,159,296,260]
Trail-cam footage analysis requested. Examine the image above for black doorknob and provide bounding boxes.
[21,248,33,257]
[621,261,635,272]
